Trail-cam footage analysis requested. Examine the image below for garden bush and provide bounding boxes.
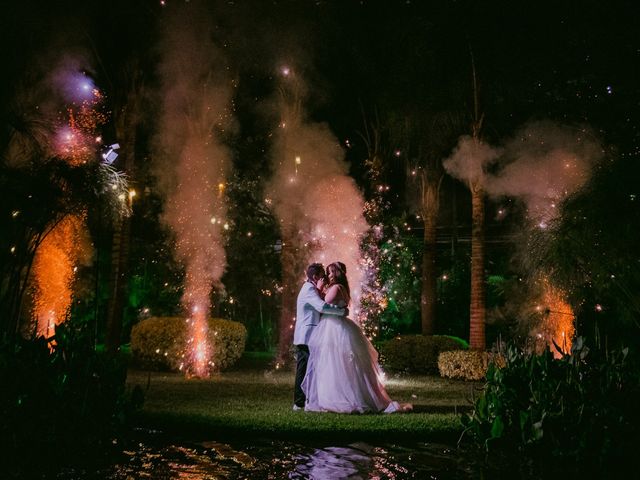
[438,350,505,381]
[0,322,143,475]
[462,337,639,472]
[379,334,467,374]
[131,316,246,372]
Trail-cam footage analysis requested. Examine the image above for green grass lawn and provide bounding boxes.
[126,355,481,443]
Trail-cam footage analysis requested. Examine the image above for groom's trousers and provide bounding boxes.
[294,344,310,408]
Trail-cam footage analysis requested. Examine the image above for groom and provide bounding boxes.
[292,262,347,410]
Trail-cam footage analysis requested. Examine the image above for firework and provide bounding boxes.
[31,60,107,340]
[32,214,91,339]
[154,3,234,377]
[531,276,575,357]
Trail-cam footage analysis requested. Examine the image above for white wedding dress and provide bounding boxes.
[302,293,403,414]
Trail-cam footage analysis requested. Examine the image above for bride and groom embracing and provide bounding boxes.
[293,262,412,414]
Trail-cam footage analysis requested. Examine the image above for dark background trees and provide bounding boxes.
[1,0,638,351]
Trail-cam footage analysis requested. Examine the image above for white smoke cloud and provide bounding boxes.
[443,135,502,185]
[486,121,604,225]
[443,123,603,226]
[267,69,368,319]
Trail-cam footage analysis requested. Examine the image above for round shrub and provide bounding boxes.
[130,316,246,372]
[379,335,468,374]
[438,350,506,381]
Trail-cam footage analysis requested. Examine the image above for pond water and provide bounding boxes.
[53,429,541,480]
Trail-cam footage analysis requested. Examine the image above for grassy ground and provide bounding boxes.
[127,352,481,443]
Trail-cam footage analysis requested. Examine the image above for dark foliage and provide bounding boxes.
[463,337,639,474]
[525,154,640,348]
[220,174,281,351]
[377,220,423,337]
[0,322,143,476]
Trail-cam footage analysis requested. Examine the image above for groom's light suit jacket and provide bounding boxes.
[294,280,345,346]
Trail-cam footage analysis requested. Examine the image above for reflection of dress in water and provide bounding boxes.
[292,445,372,479]
[302,285,404,414]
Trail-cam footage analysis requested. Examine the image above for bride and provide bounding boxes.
[302,262,411,414]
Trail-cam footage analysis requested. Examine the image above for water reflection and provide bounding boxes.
[53,429,532,479]
[290,445,372,479]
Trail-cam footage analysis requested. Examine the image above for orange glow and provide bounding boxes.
[190,309,210,377]
[532,277,575,358]
[31,214,90,339]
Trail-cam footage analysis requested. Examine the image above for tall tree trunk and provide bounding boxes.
[421,211,437,335]
[469,182,485,350]
[105,209,131,352]
[420,175,442,335]
[468,46,486,350]
[105,107,136,353]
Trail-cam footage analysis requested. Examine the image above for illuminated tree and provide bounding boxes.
[0,149,127,341]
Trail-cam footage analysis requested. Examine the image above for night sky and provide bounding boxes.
[4,0,638,141]
[2,0,639,244]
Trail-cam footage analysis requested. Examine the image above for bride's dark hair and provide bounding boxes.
[327,262,350,299]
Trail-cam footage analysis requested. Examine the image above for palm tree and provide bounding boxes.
[392,114,445,336]
[104,63,145,354]
[443,53,490,350]
[412,113,466,335]
[468,55,486,350]
[468,171,485,350]
[361,109,463,336]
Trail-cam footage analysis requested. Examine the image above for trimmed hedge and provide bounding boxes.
[379,335,468,374]
[130,317,246,372]
[438,350,506,381]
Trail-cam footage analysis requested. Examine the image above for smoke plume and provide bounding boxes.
[154,3,235,376]
[443,135,502,186]
[486,121,604,225]
[267,67,369,344]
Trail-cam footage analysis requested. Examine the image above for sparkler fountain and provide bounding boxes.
[532,276,576,357]
[154,4,234,377]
